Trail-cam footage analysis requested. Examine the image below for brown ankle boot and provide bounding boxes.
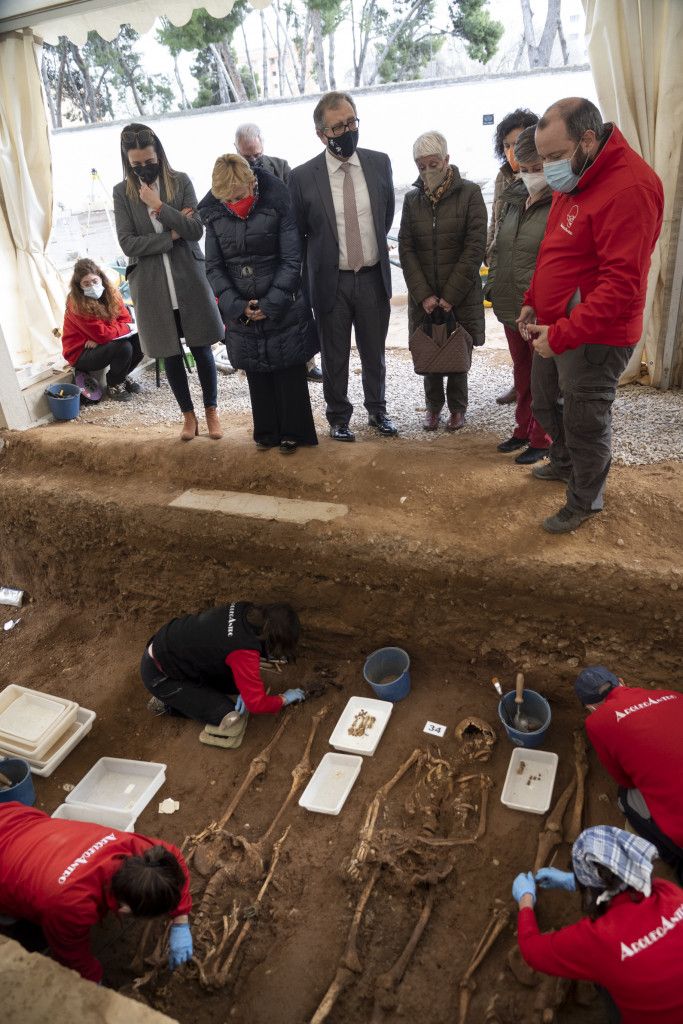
[205,406,223,440]
[180,411,198,441]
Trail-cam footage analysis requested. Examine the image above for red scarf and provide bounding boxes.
[225,194,255,219]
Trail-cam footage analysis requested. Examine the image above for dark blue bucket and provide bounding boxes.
[363,647,411,702]
[0,757,36,806]
[498,690,551,748]
[45,383,81,421]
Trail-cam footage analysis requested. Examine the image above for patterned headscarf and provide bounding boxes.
[572,826,658,904]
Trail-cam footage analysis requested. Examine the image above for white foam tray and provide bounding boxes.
[25,708,96,777]
[66,757,166,818]
[328,696,393,756]
[299,752,363,815]
[500,748,559,815]
[51,800,135,832]
[0,685,78,760]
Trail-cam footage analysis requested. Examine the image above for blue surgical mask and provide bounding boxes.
[83,282,104,299]
[544,141,589,194]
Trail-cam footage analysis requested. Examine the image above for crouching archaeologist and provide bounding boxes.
[0,802,193,983]
[141,601,307,748]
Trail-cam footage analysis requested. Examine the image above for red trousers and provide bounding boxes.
[504,324,550,449]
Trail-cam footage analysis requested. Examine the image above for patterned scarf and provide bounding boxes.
[572,826,658,904]
[424,166,455,206]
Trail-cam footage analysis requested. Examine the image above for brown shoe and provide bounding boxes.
[205,406,223,440]
[422,411,440,431]
[180,412,199,441]
[446,411,466,431]
[496,386,517,406]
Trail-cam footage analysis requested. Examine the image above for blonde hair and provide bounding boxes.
[211,154,255,201]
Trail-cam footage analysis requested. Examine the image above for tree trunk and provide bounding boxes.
[173,53,190,109]
[41,50,59,130]
[273,0,305,94]
[310,8,328,91]
[218,40,248,102]
[68,41,98,121]
[297,8,312,94]
[520,0,561,68]
[355,0,377,86]
[55,43,67,127]
[367,0,421,86]
[512,34,526,72]
[557,17,569,65]
[328,31,337,89]
[260,11,269,99]
[240,22,259,99]
[209,42,236,103]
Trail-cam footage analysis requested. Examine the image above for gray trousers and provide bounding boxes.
[315,266,390,426]
[531,343,634,512]
[424,372,468,414]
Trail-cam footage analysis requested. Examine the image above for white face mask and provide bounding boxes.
[521,171,547,195]
[83,282,104,299]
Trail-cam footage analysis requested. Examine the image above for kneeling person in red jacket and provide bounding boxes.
[513,826,683,1024]
[576,665,683,881]
[141,601,307,748]
[0,802,192,983]
[62,258,143,402]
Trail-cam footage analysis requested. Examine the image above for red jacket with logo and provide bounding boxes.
[523,125,663,354]
[62,296,133,366]
[0,803,191,982]
[518,881,683,1023]
[586,686,683,847]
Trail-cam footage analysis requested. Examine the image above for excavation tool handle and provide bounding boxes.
[491,677,503,697]
[515,672,525,706]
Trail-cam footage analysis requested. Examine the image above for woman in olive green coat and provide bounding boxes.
[398,131,487,431]
[487,126,552,465]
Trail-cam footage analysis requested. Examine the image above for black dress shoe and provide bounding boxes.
[515,446,548,465]
[307,366,323,382]
[497,436,528,453]
[330,424,355,442]
[368,414,398,436]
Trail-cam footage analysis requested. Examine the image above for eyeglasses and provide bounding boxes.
[122,129,156,146]
[323,117,360,138]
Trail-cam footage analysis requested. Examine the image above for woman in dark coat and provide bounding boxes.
[199,155,318,454]
[113,124,225,442]
[398,131,487,431]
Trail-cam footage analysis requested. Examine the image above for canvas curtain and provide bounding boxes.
[582,0,683,387]
[0,29,65,365]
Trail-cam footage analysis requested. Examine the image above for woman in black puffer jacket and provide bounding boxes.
[199,155,318,452]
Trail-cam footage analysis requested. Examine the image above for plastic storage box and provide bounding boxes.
[328,696,393,757]
[299,753,363,815]
[65,757,166,819]
[500,748,559,815]
[27,708,96,777]
[51,801,136,832]
[0,685,78,760]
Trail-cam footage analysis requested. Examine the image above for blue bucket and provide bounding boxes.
[0,757,36,806]
[363,647,411,702]
[498,690,551,748]
[45,383,81,421]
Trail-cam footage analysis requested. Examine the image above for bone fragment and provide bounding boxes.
[533,776,577,873]
[218,717,289,830]
[370,887,435,1023]
[260,706,328,847]
[566,730,589,845]
[458,904,510,1024]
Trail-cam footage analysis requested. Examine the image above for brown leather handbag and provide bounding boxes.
[409,308,473,374]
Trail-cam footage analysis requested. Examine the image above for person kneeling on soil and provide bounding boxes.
[512,825,683,1024]
[141,601,306,748]
[61,258,144,403]
[0,802,192,984]
[575,665,683,883]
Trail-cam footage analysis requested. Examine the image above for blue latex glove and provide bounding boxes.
[235,695,246,716]
[512,872,536,905]
[168,922,193,970]
[282,688,306,706]
[535,867,576,891]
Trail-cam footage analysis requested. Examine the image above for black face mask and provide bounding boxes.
[245,156,263,169]
[327,129,359,161]
[135,163,159,185]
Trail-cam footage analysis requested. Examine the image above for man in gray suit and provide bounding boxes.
[289,91,397,440]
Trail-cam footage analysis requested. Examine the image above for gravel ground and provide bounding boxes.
[74,342,683,467]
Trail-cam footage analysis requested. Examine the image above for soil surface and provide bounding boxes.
[0,424,681,1024]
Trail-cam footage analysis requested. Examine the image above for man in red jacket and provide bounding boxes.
[575,665,683,880]
[0,803,193,983]
[517,97,663,533]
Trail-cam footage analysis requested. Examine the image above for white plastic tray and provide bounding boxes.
[65,757,166,818]
[51,800,136,832]
[500,748,559,815]
[328,696,393,756]
[25,708,96,777]
[0,685,78,759]
[299,752,362,815]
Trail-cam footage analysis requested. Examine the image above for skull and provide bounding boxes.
[454,717,497,761]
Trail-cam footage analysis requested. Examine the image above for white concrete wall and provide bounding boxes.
[50,65,598,216]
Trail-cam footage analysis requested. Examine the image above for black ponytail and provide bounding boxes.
[111,845,184,917]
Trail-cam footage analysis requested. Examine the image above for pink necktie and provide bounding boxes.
[341,162,364,273]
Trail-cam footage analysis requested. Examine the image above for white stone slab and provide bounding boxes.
[170,488,348,525]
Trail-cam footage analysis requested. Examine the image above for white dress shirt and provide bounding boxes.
[148,180,178,309]
[325,148,379,270]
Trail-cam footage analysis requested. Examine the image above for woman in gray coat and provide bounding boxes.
[113,124,225,441]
